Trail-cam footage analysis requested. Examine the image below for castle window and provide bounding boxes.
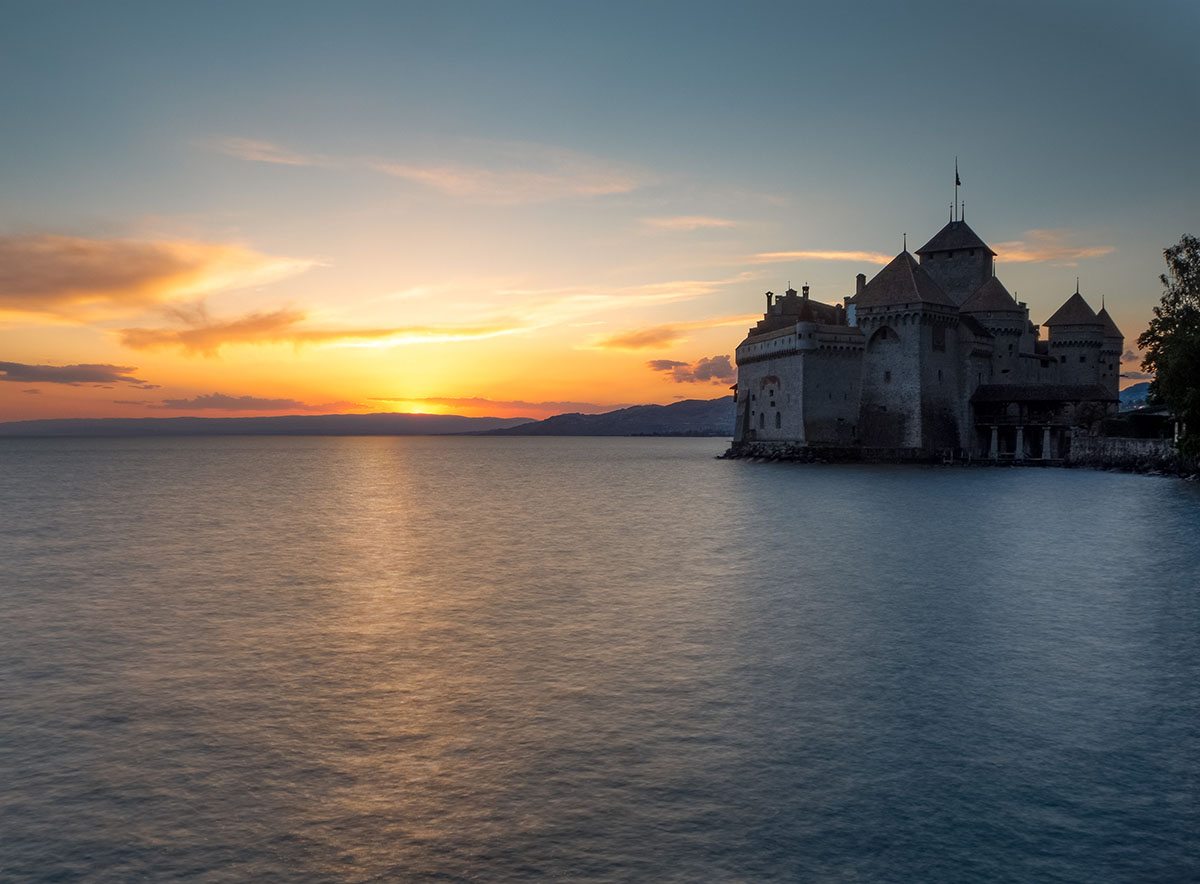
[969,249,975,256]
[884,370,892,383]
[1060,356,1067,363]
[759,412,765,429]
[1079,355,1086,363]
[775,412,781,429]
[938,369,943,382]
[932,325,946,351]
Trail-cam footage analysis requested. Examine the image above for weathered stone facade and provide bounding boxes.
[731,217,1122,459]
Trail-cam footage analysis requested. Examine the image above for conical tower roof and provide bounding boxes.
[916,219,996,257]
[1097,306,1123,339]
[853,251,956,308]
[1045,291,1101,326]
[961,276,1022,313]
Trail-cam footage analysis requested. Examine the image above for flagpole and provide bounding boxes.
[954,157,959,221]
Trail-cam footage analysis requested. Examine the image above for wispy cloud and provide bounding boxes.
[641,215,737,232]
[211,137,326,167]
[591,315,755,350]
[1120,371,1154,380]
[993,229,1114,265]
[119,304,524,356]
[373,147,644,204]
[151,392,357,412]
[0,234,315,319]
[648,354,735,384]
[211,135,649,204]
[754,249,893,265]
[0,360,157,387]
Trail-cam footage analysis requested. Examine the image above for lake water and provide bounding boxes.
[1,436,1198,882]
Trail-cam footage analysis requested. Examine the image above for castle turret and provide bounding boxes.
[852,250,960,450]
[1096,305,1124,399]
[1045,288,1105,385]
[961,276,1025,381]
[915,220,996,305]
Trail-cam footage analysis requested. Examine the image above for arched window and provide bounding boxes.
[775,412,782,429]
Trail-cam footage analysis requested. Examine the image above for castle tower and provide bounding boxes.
[960,276,1025,382]
[852,250,961,450]
[1045,289,1105,386]
[1096,305,1125,399]
[915,220,996,306]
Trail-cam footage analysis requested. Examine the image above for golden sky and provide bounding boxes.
[2,3,1193,420]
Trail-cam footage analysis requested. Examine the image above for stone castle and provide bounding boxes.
[731,215,1123,460]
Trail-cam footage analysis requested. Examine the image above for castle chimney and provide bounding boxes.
[856,273,866,295]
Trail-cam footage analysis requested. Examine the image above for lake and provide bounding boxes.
[2,436,1198,882]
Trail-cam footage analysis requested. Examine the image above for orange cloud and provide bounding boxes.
[119,306,524,355]
[0,234,314,319]
[754,249,893,265]
[592,315,756,350]
[993,229,1114,264]
[641,216,737,231]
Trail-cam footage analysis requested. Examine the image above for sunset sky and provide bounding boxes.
[2,0,1197,420]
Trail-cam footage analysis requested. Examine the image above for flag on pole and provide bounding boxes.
[955,163,961,187]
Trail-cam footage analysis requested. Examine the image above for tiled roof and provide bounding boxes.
[852,251,956,308]
[915,220,996,256]
[958,313,993,338]
[961,276,1022,313]
[971,383,1115,403]
[1045,291,1101,326]
[1097,306,1124,339]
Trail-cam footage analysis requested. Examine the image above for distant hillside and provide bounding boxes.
[487,397,734,436]
[1120,382,1152,409]
[0,413,533,437]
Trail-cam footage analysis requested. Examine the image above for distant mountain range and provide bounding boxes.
[0,413,533,437]
[1120,382,1151,408]
[486,397,734,436]
[0,397,737,438]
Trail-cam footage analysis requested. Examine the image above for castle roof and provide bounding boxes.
[957,313,993,338]
[1045,291,1101,326]
[972,383,1116,403]
[852,251,956,309]
[960,276,1022,313]
[915,220,996,257]
[1097,306,1124,339]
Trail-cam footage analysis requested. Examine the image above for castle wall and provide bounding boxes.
[917,314,964,450]
[857,312,923,448]
[919,250,992,305]
[1099,335,1123,399]
[1049,323,1105,385]
[800,347,862,445]
[734,329,807,443]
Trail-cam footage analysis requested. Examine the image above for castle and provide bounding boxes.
[731,214,1123,460]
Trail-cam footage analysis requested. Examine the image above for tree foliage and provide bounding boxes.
[1138,234,1200,455]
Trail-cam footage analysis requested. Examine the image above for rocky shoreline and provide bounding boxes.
[720,441,1199,480]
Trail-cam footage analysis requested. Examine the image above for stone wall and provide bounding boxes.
[1067,432,1196,474]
